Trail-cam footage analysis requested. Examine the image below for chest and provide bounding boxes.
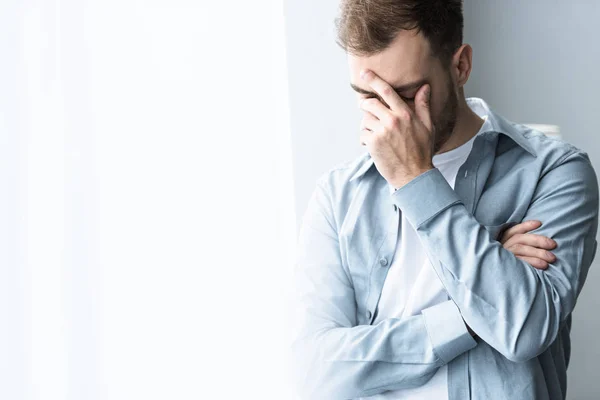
[338,144,540,325]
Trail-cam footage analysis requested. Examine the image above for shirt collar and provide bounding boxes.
[349,97,537,183]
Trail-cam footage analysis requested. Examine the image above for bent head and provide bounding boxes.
[336,0,474,152]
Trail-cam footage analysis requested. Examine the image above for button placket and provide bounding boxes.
[365,203,400,325]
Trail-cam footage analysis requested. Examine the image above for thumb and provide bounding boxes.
[415,84,432,132]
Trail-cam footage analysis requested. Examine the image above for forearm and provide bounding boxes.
[292,177,477,398]
[391,163,598,362]
[290,297,476,399]
[401,197,565,362]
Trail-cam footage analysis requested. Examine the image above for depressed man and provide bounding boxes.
[289,0,599,399]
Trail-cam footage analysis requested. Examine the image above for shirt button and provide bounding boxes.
[366,310,372,319]
[393,205,398,212]
[379,257,388,267]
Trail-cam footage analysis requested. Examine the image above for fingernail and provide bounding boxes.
[360,70,370,80]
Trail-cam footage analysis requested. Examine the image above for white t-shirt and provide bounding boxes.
[359,117,490,400]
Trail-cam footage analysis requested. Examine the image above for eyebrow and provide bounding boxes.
[350,79,427,96]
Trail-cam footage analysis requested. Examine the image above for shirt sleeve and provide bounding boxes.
[390,150,599,363]
[289,176,477,400]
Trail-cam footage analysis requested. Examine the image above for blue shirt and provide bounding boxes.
[289,98,599,399]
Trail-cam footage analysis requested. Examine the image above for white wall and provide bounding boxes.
[285,1,600,398]
[284,0,364,230]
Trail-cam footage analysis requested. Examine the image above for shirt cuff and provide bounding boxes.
[391,168,462,229]
[421,300,478,363]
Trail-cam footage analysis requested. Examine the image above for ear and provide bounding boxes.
[450,44,473,88]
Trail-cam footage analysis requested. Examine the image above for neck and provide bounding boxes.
[435,98,485,155]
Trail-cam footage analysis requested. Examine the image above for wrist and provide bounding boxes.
[390,166,434,189]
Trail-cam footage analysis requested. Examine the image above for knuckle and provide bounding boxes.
[399,109,411,120]
[382,86,394,97]
[536,248,547,258]
[504,228,516,238]
[515,233,525,241]
[512,244,524,252]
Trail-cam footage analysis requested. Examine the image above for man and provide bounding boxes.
[289,0,599,399]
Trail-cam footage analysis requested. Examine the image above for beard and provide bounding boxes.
[431,77,459,154]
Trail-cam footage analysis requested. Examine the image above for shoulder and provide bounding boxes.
[511,125,599,202]
[523,126,586,164]
[316,151,371,191]
[310,152,372,225]
[524,129,595,185]
[495,113,593,176]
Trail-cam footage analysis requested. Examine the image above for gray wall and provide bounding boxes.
[285,0,600,398]
[464,1,600,399]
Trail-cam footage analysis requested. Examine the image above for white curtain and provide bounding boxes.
[0,0,297,398]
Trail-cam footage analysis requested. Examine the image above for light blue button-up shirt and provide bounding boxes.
[289,98,599,399]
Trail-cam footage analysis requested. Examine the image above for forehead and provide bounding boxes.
[347,29,433,88]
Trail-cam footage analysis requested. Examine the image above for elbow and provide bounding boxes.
[290,363,347,400]
[499,279,568,363]
[498,324,559,363]
[290,340,318,398]
[501,347,540,363]
[289,338,345,400]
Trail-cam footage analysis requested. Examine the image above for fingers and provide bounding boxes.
[360,69,409,113]
[500,220,542,243]
[360,111,379,132]
[359,111,382,146]
[500,221,557,271]
[505,242,557,263]
[360,131,372,147]
[502,232,557,252]
[516,256,549,270]
[360,98,394,122]
[414,84,432,132]
[359,119,374,146]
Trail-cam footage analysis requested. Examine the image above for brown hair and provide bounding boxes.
[335,0,464,64]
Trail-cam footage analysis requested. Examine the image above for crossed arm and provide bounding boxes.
[289,152,598,400]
